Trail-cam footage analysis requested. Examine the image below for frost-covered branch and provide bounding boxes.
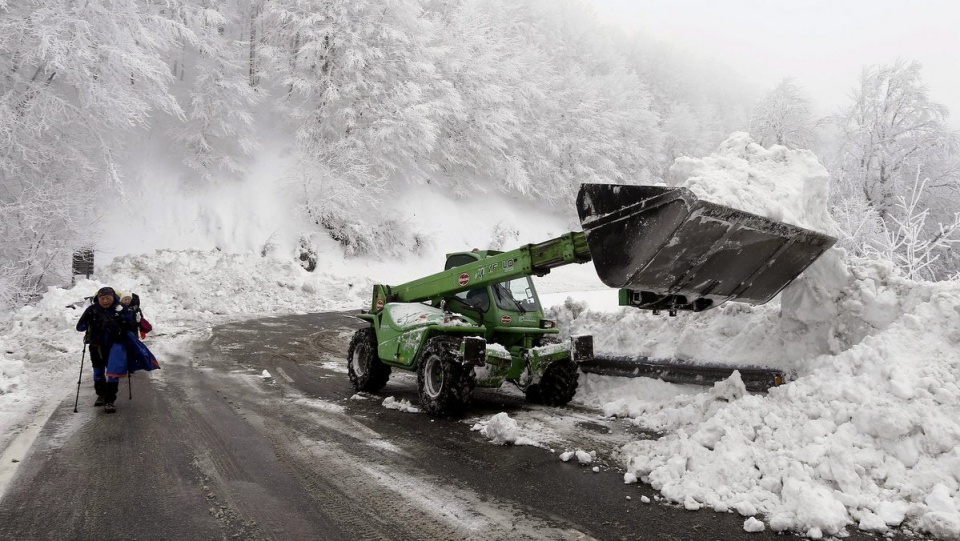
[864,170,960,280]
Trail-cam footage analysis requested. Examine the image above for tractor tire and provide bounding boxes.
[347,328,391,392]
[525,358,579,407]
[417,336,476,416]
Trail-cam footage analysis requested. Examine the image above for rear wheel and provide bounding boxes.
[347,328,391,392]
[417,336,475,416]
[525,358,579,406]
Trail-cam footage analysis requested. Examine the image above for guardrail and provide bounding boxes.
[578,355,788,392]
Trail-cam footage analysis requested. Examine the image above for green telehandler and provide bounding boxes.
[347,184,836,415]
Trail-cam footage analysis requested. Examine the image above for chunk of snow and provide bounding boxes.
[857,512,887,532]
[471,412,541,447]
[743,517,765,533]
[382,396,420,413]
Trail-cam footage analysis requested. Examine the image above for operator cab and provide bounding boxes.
[444,252,541,315]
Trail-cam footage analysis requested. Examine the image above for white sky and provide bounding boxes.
[591,0,960,124]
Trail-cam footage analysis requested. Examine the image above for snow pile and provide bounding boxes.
[566,134,960,538]
[0,288,101,450]
[562,257,916,372]
[562,134,921,370]
[99,249,370,317]
[576,275,960,537]
[559,449,596,465]
[0,342,30,436]
[668,132,868,357]
[743,517,765,533]
[0,347,24,395]
[668,131,834,235]
[382,396,420,413]
[472,412,541,446]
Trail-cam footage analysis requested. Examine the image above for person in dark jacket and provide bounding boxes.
[76,287,138,413]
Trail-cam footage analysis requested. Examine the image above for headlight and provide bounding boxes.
[539,319,556,329]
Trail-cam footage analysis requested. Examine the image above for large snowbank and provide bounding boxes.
[562,133,960,538]
[573,271,960,536]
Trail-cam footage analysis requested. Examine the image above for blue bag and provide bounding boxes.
[106,332,160,377]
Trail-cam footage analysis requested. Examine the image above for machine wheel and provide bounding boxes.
[525,358,579,406]
[347,328,391,392]
[417,336,476,416]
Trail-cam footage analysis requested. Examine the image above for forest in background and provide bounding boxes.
[1,0,958,311]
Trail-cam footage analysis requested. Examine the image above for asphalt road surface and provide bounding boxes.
[0,312,901,540]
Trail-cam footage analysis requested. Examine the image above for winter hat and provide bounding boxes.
[96,287,116,298]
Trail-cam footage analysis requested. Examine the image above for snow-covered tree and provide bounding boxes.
[749,78,816,149]
[0,0,184,307]
[834,60,960,219]
[164,0,262,180]
[259,0,664,252]
[828,60,960,278]
[261,0,459,253]
[432,0,661,203]
[864,171,960,280]
[827,169,885,258]
[420,0,527,196]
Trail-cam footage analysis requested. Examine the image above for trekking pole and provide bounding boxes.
[73,345,86,413]
[128,371,133,400]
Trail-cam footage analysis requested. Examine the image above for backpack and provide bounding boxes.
[130,293,153,339]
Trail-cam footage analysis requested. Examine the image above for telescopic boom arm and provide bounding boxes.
[374,232,592,307]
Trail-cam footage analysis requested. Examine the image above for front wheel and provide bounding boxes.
[347,328,391,392]
[525,359,579,406]
[417,336,475,416]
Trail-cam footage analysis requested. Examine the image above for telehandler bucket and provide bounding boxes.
[576,184,837,309]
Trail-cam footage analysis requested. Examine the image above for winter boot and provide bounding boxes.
[94,396,105,407]
[104,403,116,414]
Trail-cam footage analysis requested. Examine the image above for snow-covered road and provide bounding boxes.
[1,311,898,541]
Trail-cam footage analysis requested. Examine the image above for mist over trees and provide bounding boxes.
[748,78,816,150]
[1,0,958,309]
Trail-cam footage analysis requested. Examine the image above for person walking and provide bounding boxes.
[76,287,138,413]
